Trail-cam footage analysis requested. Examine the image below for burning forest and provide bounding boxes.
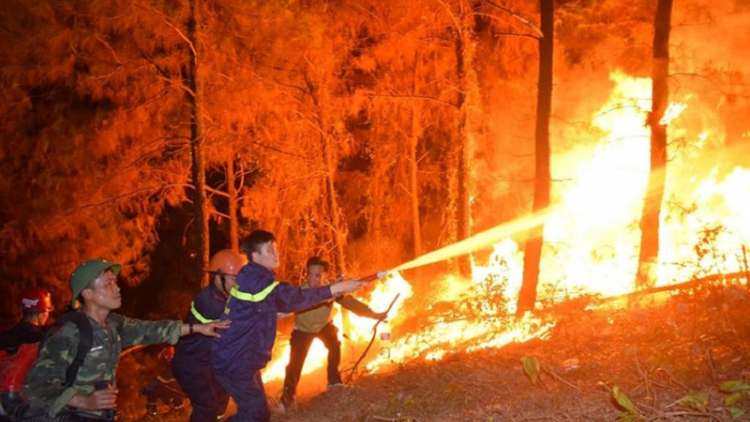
[1,0,750,421]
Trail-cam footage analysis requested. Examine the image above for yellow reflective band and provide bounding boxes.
[190,301,216,324]
[229,282,279,302]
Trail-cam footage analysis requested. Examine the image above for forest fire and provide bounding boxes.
[261,70,750,384]
[2,0,750,420]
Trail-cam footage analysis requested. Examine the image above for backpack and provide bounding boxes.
[0,312,93,395]
[0,344,39,395]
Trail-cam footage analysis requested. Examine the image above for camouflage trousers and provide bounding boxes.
[21,410,116,422]
[0,397,116,422]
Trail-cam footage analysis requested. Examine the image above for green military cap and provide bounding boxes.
[70,259,121,307]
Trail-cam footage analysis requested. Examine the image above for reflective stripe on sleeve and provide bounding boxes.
[190,301,217,323]
[229,282,280,302]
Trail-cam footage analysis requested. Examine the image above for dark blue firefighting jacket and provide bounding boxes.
[173,283,228,366]
[211,261,332,372]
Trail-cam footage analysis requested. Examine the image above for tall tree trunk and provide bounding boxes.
[323,134,347,274]
[370,117,385,264]
[306,75,347,275]
[316,91,347,274]
[227,156,239,252]
[452,0,478,279]
[517,0,553,316]
[409,52,423,259]
[187,0,209,288]
[409,111,422,259]
[637,0,672,289]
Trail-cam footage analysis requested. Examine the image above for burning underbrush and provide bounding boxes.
[115,277,750,422]
[277,281,750,422]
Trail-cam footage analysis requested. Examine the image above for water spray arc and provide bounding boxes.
[357,208,555,281]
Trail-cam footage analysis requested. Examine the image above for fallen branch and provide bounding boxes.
[586,271,750,309]
[370,416,421,422]
[543,366,579,390]
[344,293,401,384]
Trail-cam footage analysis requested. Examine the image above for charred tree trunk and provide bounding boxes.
[409,113,422,259]
[227,156,239,252]
[451,35,468,277]
[637,0,672,289]
[410,52,424,259]
[369,117,386,265]
[452,0,478,279]
[187,0,209,288]
[324,140,347,274]
[309,79,348,275]
[517,0,553,316]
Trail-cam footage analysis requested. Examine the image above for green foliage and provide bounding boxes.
[676,391,708,412]
[602,380,750,421]
[720,380,750,394]
[612,385,643,421]
[521,355,541,385]
[725,392,744,407]
[727,407,745,420]
[720,380,750,420]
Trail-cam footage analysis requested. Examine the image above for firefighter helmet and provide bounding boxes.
[204,249,247,276]
[19,287,54,312]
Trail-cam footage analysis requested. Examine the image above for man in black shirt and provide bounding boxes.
[0,287,53,353]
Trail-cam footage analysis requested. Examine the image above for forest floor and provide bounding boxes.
[119,282,750,422]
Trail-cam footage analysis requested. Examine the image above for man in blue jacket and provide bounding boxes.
[172,249,247,422]
[211,230,367,422]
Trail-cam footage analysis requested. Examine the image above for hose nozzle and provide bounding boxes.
[358,271,389,283]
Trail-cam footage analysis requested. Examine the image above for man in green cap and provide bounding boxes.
[22,259,230,422]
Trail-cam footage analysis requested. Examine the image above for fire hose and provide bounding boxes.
[344,292,400,384]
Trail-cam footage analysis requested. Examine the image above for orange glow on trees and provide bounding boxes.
[0,0,748,350]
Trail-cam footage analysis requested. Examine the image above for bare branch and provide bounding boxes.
[67,183,185,213]
[206,185,229,199]
[367,93,456,108]
[433,0,462,32]
[95,35,122,66]
[210,209,230,219]
[130,2,198,62]
[492,31,539,41]
[481,0,542,38]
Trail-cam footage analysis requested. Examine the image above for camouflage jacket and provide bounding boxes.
[23,311,182,419]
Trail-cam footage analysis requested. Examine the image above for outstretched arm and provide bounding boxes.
[339,296,387,320]
[180,320,231,337]
[273,280,364,313]
[330,279,367,297]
